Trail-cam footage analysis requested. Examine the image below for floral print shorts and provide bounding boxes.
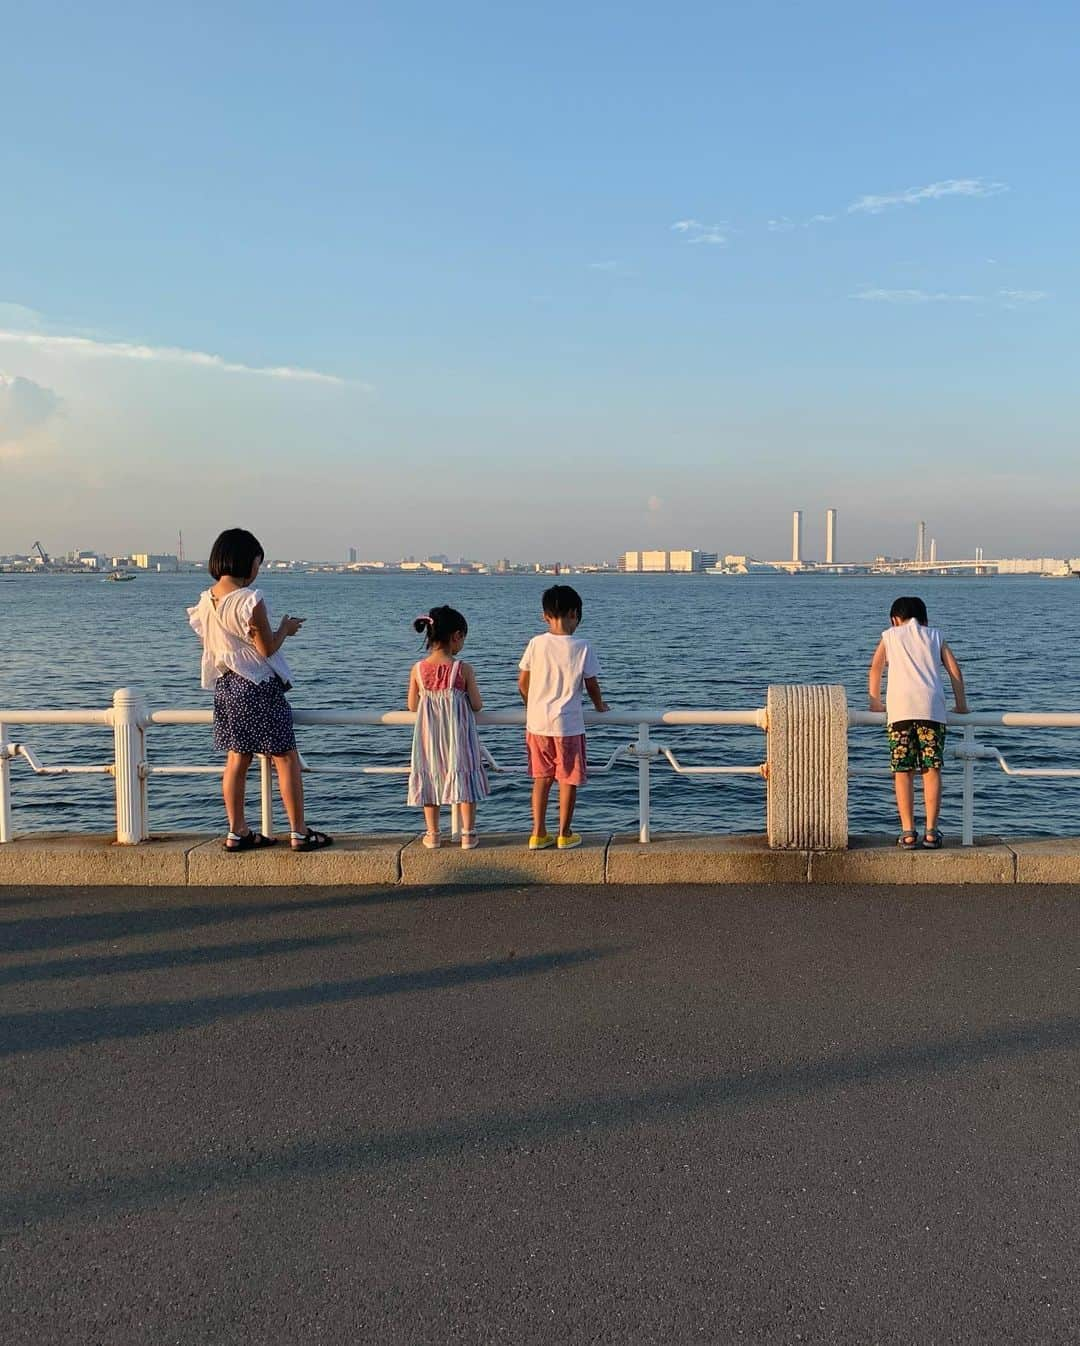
[887,720,946,773]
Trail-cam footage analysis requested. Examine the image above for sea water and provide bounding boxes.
[2,571,1077,839]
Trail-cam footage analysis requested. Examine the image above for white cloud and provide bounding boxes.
[998,289,1048,303]
[0,302,44,330]
[847,178,1007,215]
[0,329,352,386]
[804,213,836,226]
[767,217,795,233]
[671,219,728,246]
[589,260,619,271]
[851,288,978,304]
[0,373,63,454]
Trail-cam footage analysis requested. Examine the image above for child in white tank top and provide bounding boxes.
[868,596,968,850]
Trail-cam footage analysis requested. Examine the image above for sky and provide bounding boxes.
[2,0,1078,563]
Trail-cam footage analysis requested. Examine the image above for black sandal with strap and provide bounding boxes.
[922,829,943,849]
[291,827,333,852]
[896,830,919,850]
[224,831,277,852]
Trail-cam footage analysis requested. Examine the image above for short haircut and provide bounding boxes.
[890,595,929,625]
[208,528,264,581]
[542,584,583,619]
[413,605,468,648]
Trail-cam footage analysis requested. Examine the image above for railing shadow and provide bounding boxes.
[4,1011,1077,1231]
[0,888,421,953]
[0,932,383,988]
[0,946,613,1056]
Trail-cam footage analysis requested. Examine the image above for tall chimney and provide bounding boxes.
[825,508,837,565]
[792,510,803,565]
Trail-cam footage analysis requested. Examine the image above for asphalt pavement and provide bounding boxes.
[2,881,1079,1344]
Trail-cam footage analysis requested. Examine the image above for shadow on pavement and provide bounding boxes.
[0,888,418,953]
[0,946,612,1056]
[0,931,386,988]
[4,1010,1078,1231]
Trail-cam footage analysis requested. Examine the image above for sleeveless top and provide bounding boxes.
[881,622,946,724]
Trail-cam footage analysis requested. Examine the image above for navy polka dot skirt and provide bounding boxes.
[213,671,297,755]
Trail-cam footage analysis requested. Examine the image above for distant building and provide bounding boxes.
[348,547,357,563]
[132,553,178,571]
[621,549,707,573]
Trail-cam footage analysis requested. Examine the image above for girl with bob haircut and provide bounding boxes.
[187,527,332,852]
[406,605,489,848]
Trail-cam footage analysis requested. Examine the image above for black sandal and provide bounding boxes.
[224,831,277,852]
[897,830,919,850]
[922,829,943,849]
[291,827,333,852]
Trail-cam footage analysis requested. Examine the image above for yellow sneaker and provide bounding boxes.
[528,834,554,850]
[556,833,582,850]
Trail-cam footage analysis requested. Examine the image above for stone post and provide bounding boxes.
[766,685,848,849]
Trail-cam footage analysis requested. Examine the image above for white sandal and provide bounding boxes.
[460,830,479,850]
[422,831,441,849]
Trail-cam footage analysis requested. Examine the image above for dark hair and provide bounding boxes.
[890,595,929,625]
[542,584,582,620]
[413,605,468,648]
[208,528,264,581]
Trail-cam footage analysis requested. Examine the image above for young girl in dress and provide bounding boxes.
[407,606,489,848]
[187,527,332,852]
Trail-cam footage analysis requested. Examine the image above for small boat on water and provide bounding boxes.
[104,571,137,583]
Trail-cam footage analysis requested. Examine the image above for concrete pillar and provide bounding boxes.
[792,510,803,564]
[766,685,848,849]
[112,688,149,844]
[825,508,837,565]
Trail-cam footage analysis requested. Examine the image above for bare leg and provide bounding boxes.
[558,783,578,837]
[922,769,942,832]
[423,804,441,837]
[531,777,554,836]
[272,750,305,835]
[893,772,916,834]
[223,752,253,834]
[459,802,476,832]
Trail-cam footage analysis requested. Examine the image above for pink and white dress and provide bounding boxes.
[407,660,490,806]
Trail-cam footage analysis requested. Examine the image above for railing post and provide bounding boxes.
[112,689,148,844]
[0,722,11,844]
[637,722,651,844]
[259,755,274,838]
[961,723,975,847]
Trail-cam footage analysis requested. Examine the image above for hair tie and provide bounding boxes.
[416,614,433,626]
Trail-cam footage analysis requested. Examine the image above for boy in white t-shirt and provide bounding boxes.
[868,595,968,850]
[518,585,609,851]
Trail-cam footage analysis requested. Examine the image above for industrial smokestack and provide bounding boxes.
[792,510,803,564]
[825,508,837,565]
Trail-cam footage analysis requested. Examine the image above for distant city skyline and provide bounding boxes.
[3,3,1078,559]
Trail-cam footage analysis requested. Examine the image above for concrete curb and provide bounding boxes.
[4,831,1080,887]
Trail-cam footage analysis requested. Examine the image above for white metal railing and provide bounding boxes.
[0,690,768,846]
[4,692,1080,848]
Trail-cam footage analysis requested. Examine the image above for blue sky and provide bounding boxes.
[2,1,1077,561]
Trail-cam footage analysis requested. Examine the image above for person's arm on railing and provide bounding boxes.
[867,639,886,713]
[462,662,483,712]
[249,601,303,658]
[942,643,969,714]
[584,676,610,713]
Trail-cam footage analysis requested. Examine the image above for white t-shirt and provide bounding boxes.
[187,586,293,691]
[519,633,600,737]
[882,622,947,724]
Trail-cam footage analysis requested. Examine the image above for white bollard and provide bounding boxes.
[112,688,148,844]
[0,723,11,844]
[766,685,848,849]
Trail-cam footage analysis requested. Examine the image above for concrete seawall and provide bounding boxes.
[4,832,1080,886]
